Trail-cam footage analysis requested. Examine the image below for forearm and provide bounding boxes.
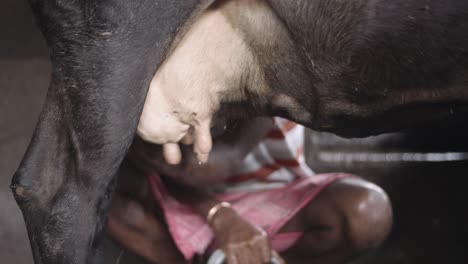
[164,177,244,243]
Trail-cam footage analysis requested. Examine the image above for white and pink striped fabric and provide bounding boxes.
[219,117,314,192]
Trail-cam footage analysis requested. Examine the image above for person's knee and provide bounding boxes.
[328,178,393,252]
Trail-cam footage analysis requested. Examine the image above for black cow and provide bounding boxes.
[12,0,468,263]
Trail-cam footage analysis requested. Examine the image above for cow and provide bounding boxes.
[11,0,468,263]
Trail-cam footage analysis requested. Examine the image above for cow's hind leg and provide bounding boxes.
[11,0,209,263]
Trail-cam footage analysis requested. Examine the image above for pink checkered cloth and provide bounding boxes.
[148,171,351,261]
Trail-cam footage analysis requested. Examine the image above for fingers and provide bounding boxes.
[234,247,250,264]
[224,236,273,264]
[257,238,273,264]
[107,215,161,263]
[226,247,239,264]
[272,251,286,264]
[193,120,212,163]
[225,247,272,264]
[108,195,186,263]
[109,196,166,239]
[163,143,182,165]
[260,241,272,263]
[108,197,164,263]
[257,229,272,263]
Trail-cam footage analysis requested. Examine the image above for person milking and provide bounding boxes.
[107,117,392,264]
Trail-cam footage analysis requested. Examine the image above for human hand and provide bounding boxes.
[210,207,285,264]
[107,162,185,263]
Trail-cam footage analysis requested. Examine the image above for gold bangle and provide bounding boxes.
[207,202,232,225]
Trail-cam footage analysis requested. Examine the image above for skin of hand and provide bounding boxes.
[109,118,285,263]
[161,177,285,264]
[107,161,186,263]
[210,206,283,264]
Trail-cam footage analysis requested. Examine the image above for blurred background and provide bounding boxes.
[1,0,468,263]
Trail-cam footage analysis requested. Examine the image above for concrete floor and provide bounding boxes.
[1,0,468,263]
